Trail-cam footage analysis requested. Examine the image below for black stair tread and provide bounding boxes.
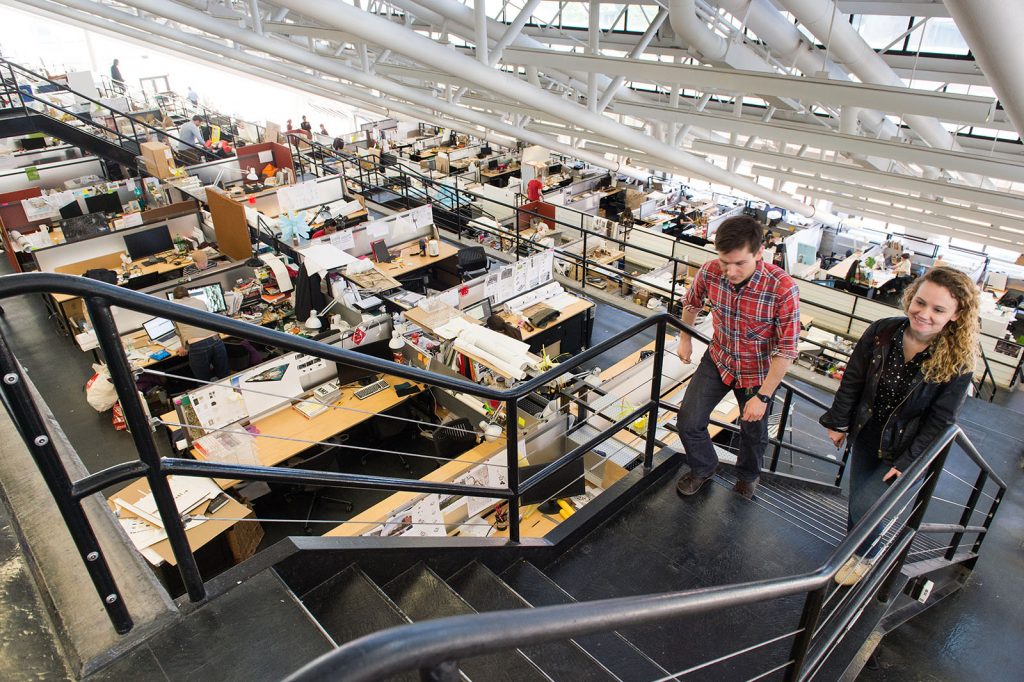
[300,565,413,651]
[540,472,819,679]
[448,562,616,681]
[382,563,551,682]
[901,551,978,579]
[501,560,671,682]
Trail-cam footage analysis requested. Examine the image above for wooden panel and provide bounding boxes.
[54,252,125,275]
[141,199,199,224]
[206,187,252,261]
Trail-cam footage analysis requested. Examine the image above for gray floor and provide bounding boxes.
[1,271,1022,680]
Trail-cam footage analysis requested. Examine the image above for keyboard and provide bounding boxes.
[354,379,389,400]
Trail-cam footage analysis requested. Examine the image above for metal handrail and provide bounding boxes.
[0,59,217,161]
[285,425,1002,682]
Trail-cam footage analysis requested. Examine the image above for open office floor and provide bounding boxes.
[0,258,1022,679]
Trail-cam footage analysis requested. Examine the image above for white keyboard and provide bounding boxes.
[354,379,389,400]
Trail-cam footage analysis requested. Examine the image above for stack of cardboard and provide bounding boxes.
[140,141,177,179]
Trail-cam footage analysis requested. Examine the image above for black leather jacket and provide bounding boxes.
[819,317,973,472]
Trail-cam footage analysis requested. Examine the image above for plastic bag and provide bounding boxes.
[85,363,118,412]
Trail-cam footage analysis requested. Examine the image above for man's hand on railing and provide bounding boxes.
[676,334,692,364]
[827,429,846,448]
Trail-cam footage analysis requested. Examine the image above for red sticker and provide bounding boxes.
[459,286,469,297]
[352,327,366,344]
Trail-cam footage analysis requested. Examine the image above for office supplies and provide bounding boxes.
[528,307,559,328]
[124,225,173,260]
[427,239,440,257]
[143,317,176,344]
[371,239,393,263]
[354,379,389,400]
[394,381,417,397]
[312,379,342,404]
[149,349,171,361]
[293,399,330,419]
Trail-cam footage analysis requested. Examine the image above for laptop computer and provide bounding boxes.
[143,317,177,345]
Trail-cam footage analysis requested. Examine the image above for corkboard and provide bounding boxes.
[206,187,252,261]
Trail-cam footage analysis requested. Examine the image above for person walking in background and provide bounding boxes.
[177,114,206,150]
[319,123,329,136]
[820,266,978,585]
[300,116,312,133]
[187,86,199,106]
[110,59,124,92]
[674,215,801,500]
[171,286,229,381]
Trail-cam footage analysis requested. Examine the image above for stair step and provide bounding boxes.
[448,562,616,681]
[501,560,671,682]
[300,565,413,658]
[901,551,978,579]
[382,563,551,682]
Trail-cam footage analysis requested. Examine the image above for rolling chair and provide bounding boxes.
[457,246,488,281]
[432,418,478,466]
[283,434,354,534]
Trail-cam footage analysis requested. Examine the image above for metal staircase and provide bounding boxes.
[0,59,216,168]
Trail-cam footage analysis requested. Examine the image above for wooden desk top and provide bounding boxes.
[826,251,861,280]
[185,374,425,488]
[403,303,481,336]
[499,297,594,342]
[343,264,402,293]
[481,164,520,178]
[52,251,196,303]
[108,477,251,566]
[326,438,507,537]
[378,241,459,278]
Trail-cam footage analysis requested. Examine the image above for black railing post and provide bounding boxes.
[0,328,134,634]
[877,441,953,603]
[581,231,588,289]
[946,469,987,561]
[506,398,520,543]
[969,487,1003,567]
[85,297,207,603]
[784,586,826,682]
[670,259,679,315]
[644,319,667,471]
[769,388,793,473]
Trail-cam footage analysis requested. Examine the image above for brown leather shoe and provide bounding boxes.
[732,478,758,500]
[676,471,713,496]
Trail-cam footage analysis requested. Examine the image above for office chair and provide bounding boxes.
[397,272,429,294]
[457,246,488,281]
[283,435,354,534]
[432,418,478,466]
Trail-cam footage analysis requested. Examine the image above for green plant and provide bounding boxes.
[864,256,876,269]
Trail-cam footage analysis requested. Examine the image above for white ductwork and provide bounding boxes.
[96,0,649,181]
[944,0,1024,140]
[271,0,838,223]
[777,0,986,186]
[669,0,728,60]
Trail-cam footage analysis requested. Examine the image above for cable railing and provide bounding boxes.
[0,59,218,163]
[283,422,1004,682]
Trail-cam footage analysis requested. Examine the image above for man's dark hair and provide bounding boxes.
[192,115,203,123]
[714,215,764,254]
[173,285,189,299]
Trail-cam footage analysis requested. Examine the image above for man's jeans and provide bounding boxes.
[188,337,229,381]
[676,354,768,483]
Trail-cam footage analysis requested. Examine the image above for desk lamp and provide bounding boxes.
[304,296,343,330]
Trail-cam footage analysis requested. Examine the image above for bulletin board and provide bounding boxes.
[207,187,253,261]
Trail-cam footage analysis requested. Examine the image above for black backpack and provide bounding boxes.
[83,268,118,285]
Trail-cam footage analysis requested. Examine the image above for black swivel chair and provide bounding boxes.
[457,246,488,281]
[433,418,478,466]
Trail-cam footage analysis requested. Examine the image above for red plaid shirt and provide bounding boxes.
[683,259,800,388]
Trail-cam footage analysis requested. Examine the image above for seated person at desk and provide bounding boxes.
[171,286,228,380]
[886,253,914,294]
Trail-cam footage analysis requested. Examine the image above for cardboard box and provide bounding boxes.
[140,141,177,179]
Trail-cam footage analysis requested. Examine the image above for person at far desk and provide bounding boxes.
[171,286,229,380]
[178,115,206,151]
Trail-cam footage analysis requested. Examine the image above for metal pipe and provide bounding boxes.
[595,9,669,113]
[669,0,728,60]
[272,0,835,221]
[474,0,488,65]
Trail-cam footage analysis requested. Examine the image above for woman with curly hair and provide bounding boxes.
[820,266,979,585]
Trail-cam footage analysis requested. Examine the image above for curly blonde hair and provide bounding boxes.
[901,266,980,383]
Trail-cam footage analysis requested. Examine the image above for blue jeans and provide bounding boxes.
[676,354,768,483]
[847,424,892,559]
[188,337,229,381]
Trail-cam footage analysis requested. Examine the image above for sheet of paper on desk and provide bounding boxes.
[259,253,294,292]
[189,383,248,431]
[301,243,356,277]
[133,476,222,521]
[329,228,355,251]
[365,220,388,240]
[195,428,259,466]
[328,199,362,218]
[433,316,477,340]
[119,516,167,550]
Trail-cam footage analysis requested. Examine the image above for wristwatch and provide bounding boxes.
[755,392,771,404]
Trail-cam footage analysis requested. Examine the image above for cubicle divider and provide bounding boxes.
[0,155,105,195]
[288,136,1021,389]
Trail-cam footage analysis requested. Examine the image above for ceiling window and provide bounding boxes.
[850,15,911,50]
[909,17,970,55]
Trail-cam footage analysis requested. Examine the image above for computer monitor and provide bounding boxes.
[334,339,392,386]
[549,163,562,175]
[58,200,83,220]
[462,298,492,322]
[166,282,227,313]
[84,192,122,215]
[480,146,492,157]
[371,239,393,263]
[60,212,109,242]
[488,159,498,170]
[143,317,175,342]
[519,458,586,510]
[18,136,46,151]
[123,225,173,260]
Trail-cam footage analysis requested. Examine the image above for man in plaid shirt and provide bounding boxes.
[675,216,801,499]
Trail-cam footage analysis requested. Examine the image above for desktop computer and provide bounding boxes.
[124,225,174,261]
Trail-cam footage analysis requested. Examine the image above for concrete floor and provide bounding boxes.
[0,268,1022,680]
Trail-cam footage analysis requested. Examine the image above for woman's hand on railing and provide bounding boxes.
[827,429,846,449]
